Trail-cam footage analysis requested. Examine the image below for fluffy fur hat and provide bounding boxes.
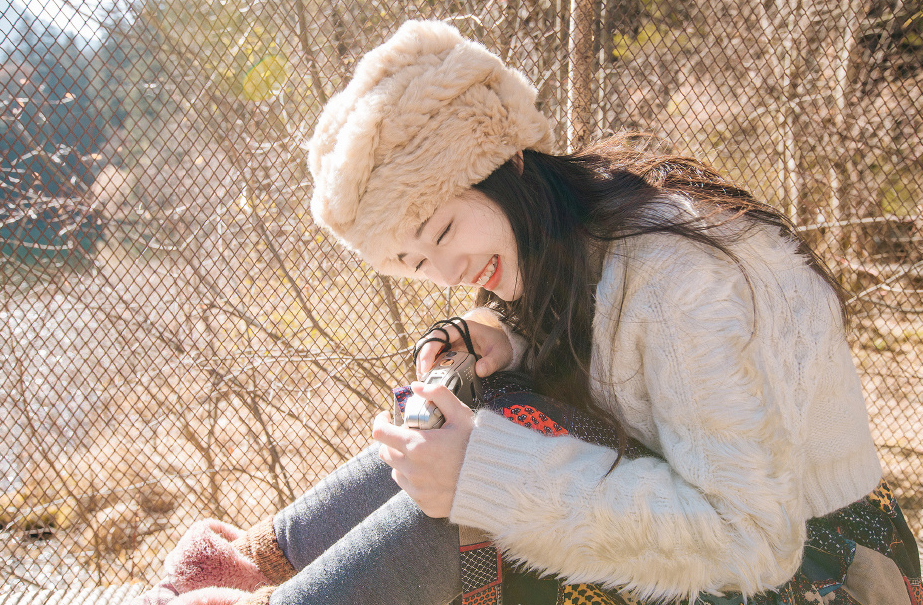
[307,20,553,276]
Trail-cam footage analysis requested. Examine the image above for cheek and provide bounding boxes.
[503,271,525,302]
[502,249,525,300]
[389,265,420,281]
[503,237,521,276]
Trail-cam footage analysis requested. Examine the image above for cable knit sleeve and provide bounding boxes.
[449,234,812,602]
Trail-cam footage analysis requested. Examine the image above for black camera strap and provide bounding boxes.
[412,316,477,364]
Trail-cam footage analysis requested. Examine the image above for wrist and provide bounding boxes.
[232,517,296,585]
[462,308,527,369]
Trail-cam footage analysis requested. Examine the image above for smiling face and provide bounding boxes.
[397,189,523,301]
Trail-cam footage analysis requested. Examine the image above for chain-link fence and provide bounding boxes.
[0,0,920,593]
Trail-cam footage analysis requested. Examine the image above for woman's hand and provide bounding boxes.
[415,319,513,379]
[373,381,476,518]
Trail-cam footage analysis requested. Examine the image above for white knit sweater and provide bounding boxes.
[451,224,882,601]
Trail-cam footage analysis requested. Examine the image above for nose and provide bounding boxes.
[426,256,464,288]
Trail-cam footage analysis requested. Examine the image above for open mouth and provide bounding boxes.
[474,255,499,287]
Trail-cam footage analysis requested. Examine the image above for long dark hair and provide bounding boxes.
[472,133,847,461]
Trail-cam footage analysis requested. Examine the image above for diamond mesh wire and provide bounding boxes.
[0,0,919,591]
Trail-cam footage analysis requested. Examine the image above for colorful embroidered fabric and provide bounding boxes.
[392,373,922,605]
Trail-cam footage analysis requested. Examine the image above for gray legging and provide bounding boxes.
[268,444,462,605]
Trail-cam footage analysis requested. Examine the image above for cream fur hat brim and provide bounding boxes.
[307,19,553,276]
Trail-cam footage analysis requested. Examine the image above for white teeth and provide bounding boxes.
[475,256,498,287]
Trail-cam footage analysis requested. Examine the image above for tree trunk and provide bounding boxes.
[567,0,594,151]
[827,0,865,253]
[759,0,804,220]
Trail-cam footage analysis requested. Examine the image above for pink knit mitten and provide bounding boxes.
[170,587,250,605]
[128,519,282,605]
[164,520,270,593]
[130,579,180,605]
[172,587,275,605]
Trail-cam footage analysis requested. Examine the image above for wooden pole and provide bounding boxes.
[567,0,593,152]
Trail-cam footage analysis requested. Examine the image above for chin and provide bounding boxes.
[492,286,523,303]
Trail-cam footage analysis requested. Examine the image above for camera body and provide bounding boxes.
[403,350,482,429]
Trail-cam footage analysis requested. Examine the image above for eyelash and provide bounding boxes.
[436,222,452,244]
[414,222,453,272]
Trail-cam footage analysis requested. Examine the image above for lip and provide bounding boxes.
[473,255,502,291]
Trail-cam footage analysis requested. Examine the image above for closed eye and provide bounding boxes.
[409,220,452,272]
[436,222,452,244]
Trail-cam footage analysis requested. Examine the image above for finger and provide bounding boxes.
[416,337,461,377]
[389,468,432,513]
[473,347,511,376]
[416,340,445,378]
[390,468,428,509]
[471,335,513,377]
[417,339,475,377]
[371,411,404,447]
[416,324,468,376]
[377,443,403,469]
[474,355,499,378]
[373,412,426,460]
[390,467,407,491]
[409,382,471,425]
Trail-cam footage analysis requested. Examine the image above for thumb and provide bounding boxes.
[474,355,502,378]
[200,519,243,542]
[474,343,512,377]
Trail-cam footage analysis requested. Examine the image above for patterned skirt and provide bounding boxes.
[396,372,923,605]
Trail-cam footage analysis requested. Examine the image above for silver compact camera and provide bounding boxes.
[402,350,482,429]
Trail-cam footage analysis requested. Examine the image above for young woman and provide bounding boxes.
[137,19,921,605]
